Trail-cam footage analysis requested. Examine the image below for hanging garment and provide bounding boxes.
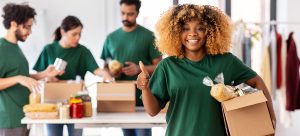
[276,31,282,89]
[270,25,277,97]
[250,26,263,76]
[261,45,272,93]
[278,33,292,127]
[285,32,300,111]
[231,22,245,61]
[242,37,252,67]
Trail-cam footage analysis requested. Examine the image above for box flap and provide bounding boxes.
[222,91,267,111]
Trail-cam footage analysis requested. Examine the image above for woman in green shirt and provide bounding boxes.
[34,16,111,136]
[137,4,276,136]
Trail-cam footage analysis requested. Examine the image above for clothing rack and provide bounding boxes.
[237,20,300,25]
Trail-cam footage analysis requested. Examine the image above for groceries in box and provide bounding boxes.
[203,73,258,102]
[203,73,274,136]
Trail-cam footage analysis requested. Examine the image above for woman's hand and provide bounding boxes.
[137,61,150,91]
[45,65,64,77]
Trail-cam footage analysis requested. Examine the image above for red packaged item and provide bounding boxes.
[70,97,83,118]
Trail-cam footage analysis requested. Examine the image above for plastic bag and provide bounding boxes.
[203,73,237,102]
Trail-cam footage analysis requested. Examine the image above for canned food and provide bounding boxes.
[59,105,70,119]
[54,58,67,71]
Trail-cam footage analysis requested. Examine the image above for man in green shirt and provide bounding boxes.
[0,3,61,136]
[101,0,161,136]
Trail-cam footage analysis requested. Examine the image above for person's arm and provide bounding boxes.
[143,56,162,75]
[0,76,39,91]
[137,61,161,116]
[102,62,122,78]
[246,75,276,126]
[30,65,63,80]
[94,68,113,81]
[122,56,162,76]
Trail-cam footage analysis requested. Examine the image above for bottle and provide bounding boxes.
[59,104,70,119]
[76,91,92,117]
[69,97,83,118]
[29,89,41,104]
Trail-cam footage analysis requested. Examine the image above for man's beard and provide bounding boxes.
[122,20,136,27]
[15,28,26,42]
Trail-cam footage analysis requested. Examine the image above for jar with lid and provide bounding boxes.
[29,88,41,104]
[59,104,70,119]
[76,91,92,117]
[69,97,83,118]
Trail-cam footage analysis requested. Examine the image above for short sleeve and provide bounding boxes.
[33,47,49,71]
[230,54,257,85]
[82,48,99,73]
[149,62,169,109]
[0,49,5,77]
[100,37,112,61]
[148,34,161,60]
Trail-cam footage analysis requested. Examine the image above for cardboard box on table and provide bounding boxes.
[42,81,83,103]
[221,91,275,136]
[97,81,136,112]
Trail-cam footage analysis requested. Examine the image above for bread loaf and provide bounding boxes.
[210,84,237,102]
[23,104,57,113]
[108,60,122,73]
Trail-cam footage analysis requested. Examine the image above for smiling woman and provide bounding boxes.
[155,4,232,58]
[180,20,207,61]
[137,4,276,136]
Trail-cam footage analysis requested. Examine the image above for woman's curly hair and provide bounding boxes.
[155,4,232,57]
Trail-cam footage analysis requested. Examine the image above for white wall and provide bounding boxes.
[0,0,122,70]
[0,0,173,70]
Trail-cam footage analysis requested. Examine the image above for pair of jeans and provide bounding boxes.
[122,128,151,136]
[46,124,82,136]
[0,126,28,136]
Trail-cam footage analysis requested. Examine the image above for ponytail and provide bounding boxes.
[53,27,62,41]
[53,16,83,41]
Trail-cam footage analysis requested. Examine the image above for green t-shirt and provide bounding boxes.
[150,53,257,136]
[0,38,30,128]
[101,25,161,106]
[34,41,99,80]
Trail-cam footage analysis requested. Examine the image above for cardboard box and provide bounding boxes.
[97,81,136,112]
[42,81,83,103]
[222,91,274,136]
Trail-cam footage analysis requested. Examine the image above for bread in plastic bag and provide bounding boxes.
[203,73,237,102]
[210,84,237,102]
[23,104,57,113]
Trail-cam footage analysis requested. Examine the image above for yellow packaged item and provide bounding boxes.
[210,84,237,102]
[109,60,122,73]
[23,104,57,113]
[203,73,237,102]
[25,112,58,119]
[29,89,41,104]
